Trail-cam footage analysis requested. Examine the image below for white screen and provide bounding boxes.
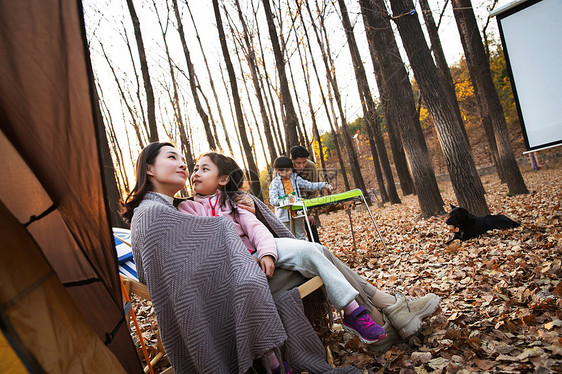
[496,0,562,151]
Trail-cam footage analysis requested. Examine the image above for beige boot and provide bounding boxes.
[366,313,403,352]
[382,293,440,340]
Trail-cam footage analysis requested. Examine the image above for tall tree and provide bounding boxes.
[390,0,489,216]
[307,0,370,203]
[185,2,232,155]
[153,0,195,173]
[125,0,158,141]
[261,0,300,152]
[337,0,401,204]
[295,0,350,190]
[451,0,528,195]
[360,0,444,216]
[419,0,469,145]
[370,55,415,196]
[233,0,278,164]
[172,0,216,150]
[213,0,261,197]
[291,14,328,179]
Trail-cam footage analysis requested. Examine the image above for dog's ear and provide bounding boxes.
[450,204,456,210]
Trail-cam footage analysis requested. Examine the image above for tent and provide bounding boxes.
[0,0,142,372]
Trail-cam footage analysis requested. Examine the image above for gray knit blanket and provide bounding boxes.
[131,192,362,374]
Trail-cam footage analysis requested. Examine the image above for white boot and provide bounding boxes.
[382,293,440,340]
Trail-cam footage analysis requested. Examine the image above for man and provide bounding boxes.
[290,145,323,243]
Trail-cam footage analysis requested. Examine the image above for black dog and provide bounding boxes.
[445,204,520,244]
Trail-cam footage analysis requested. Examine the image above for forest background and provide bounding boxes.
[83,0,557,223]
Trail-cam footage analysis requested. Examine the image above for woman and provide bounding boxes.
[122,142,292,374]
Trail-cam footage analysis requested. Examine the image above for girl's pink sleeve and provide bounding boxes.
[177,200,204,216]
[237,208,277,261]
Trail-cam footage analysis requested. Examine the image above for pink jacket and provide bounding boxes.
[177,191,277,261]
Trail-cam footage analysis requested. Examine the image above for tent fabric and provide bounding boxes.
[0,200,126,373]
[0,0,141,372]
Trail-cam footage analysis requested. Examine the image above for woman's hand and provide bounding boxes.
[259,255,275,278]
[234,194,256,215]
[324,184,334,194]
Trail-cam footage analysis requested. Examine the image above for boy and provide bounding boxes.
[269,156,332,240]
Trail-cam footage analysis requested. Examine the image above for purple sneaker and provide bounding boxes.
[342,306,387,344]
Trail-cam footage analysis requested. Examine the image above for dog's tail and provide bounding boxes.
[498,217,520,229]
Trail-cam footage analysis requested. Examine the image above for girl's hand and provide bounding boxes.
[259,255,275,278]
[324,184,334,193]
[233,194,256,214]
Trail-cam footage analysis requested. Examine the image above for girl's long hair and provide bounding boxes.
[197,152,246,210]
[121,142,175,221]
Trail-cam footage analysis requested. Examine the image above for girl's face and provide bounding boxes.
[191,155,229,195]
[146,146,187,196]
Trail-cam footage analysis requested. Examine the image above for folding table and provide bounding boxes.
[281,189,388,253]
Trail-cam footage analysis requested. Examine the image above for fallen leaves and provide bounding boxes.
[126,166,562,373]
[317,165,562,372]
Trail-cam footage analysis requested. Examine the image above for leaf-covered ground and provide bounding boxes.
[129,163,561,373]
[318,164,562,373]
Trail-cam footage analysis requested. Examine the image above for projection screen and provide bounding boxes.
[493,0,562,152]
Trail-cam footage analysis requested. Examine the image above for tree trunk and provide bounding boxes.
[360,0,444,216]
[172,0,216,150]
[153,0,195,173]
[125,0,158,142]
[307,0,369,202]
[419,0,470,146]
[234,0,278,164]
[451,0,528,195]
[261,0,299,153]
[293,17,328,180]
[390,0,489,215]
[370,56,415,196]
[185,2,232,155]
[295,0,350,190]
[213,0,261,198]
[338,0,401,204]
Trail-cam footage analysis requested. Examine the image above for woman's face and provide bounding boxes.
[146,146,187,196]
[191,155,227,195]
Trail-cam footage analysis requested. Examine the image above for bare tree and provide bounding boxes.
[370,55,415,196]
[451,0,528,195]
[291,11,328,179]
[233,0,278,164]
[261,0,300,152]
[153,0,195,173]
[295,0,350,190]
[337,0,401,204]
[126,0,158,141]
[360,0,444,216]
[171,0,217,150]
[419,0,469,145]
[308,0,370,202]
[185,2,232,155]
[390,0,489,215]
[213,0,261,197]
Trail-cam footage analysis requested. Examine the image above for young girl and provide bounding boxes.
[178,152,387,344]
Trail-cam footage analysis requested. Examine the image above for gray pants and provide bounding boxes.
[274,238,359,310]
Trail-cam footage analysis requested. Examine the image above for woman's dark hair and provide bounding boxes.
[121,142,175,221]
[290,145,310,159]
[197,152,246,211]
[273,156,293,170]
